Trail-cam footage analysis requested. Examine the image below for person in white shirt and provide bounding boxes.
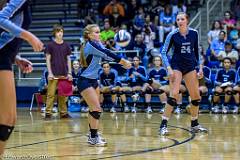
[207,20,223,45]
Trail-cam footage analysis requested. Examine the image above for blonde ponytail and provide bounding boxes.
[79,24,99,67]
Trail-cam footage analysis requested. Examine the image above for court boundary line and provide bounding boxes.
[87,125,196,160]
[6,123,196,159]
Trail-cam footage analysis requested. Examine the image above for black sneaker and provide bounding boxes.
[60,114,72,119]
[44,113,52,120]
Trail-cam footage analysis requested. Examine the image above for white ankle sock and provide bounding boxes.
[162,115,169,121]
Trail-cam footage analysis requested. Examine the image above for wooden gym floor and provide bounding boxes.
[3,108,240,160]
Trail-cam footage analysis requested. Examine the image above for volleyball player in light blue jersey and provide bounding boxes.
[78,24,131,146]
[159,12,208,136]
[0,0,43,156]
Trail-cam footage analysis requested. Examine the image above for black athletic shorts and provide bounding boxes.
[77,76,99,93]
[0,38,21,70]
[171,62,196,75]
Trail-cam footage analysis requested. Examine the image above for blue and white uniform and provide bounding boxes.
[127,65,147,87]
[215,69,236,86]
[99,69,118,88]
[0,0,30,70]
[77,40,122,92]
[148,67,168,85]
[160,28,201,75]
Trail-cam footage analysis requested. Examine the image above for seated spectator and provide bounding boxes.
[100,19,115,44]
[229,29,239,50]
[207,20,223,46]
[147,48,160,68]
[103,0,125,18]
[142,14,157,52]
[209,30,226,68]
[133,6,146,37]
[72,60,81,93]
[217,41,239,67]
[142,55,168,113]
[158,4,176,45]
[99,62,129,113]
[126,56,148,113]
[221,11,236,34]
[172,0,187,16]
[212,57,236,114]
[130,34,147,60]
[108,5,125,30]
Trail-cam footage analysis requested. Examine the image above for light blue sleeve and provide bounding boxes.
[160,30,175,68]
[138,66,148,81]
[0,0,26,37]
[88,41,121,62]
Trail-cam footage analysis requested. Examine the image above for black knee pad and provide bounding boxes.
[89,111,102,120]
[167,97,177,107]
[214,92,220,96]
[226,91,232,95]
[191,99,200,106]
[0,125,14,141]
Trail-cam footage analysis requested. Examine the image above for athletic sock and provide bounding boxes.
[191,117,199,127]
[90,129,98,138]
[160,116,169,128]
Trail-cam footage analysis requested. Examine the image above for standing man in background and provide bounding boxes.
[45,24,72,119]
